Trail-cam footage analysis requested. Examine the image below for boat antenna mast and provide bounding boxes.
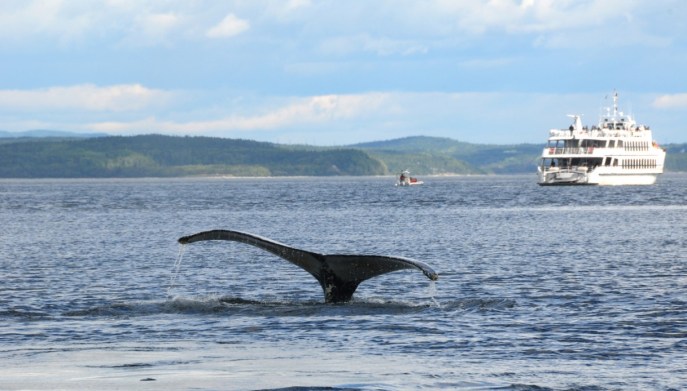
[601,89,620,123]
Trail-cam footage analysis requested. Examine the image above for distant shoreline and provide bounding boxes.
[2,134,686,177]
[4,173,686,182]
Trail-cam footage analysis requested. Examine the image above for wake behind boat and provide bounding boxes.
[537,92,666,186]
[396,170,423,186]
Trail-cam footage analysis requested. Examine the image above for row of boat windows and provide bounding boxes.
[623,141,651,151]
[618,159,659,169]
[550,140,652,149]
[546,158,659,169]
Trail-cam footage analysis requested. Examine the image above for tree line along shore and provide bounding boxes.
[1,134,685,178]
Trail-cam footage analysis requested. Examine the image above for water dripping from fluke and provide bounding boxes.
[167,243,186,297]
[428,280,441,309]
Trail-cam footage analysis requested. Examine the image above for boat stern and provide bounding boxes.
[538,167,591,186]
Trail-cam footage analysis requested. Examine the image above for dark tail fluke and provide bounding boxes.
[178,229,438,303]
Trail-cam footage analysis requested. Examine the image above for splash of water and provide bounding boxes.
[167,244,186,297]
[428,280,441,308]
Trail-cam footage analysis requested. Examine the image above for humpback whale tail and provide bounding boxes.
[178,229,438,303]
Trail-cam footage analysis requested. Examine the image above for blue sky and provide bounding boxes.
[1,0,686,145]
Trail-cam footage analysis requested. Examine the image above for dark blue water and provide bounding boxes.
[1,175,686,390]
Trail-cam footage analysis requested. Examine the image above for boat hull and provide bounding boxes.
[592,173,659,186]
[396,180,424,186]
[538,168,661,186]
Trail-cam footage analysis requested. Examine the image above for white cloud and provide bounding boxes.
[80,91,586,144]
[0,0,680,53]
[0,2,249,47]
[429,0,678,51]
[652,94,687,109]
[206,13,249,38]
[0,0,95,46]
[88,93,389,135]
[2,90,684,145]
[320,34,429,57]
[0,84,175,112]
[363,37,428,56]
[137,12,180,44]
[436,0,633,34]
[286,0,310,10]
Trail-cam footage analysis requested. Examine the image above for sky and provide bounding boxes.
[1,0,686,145]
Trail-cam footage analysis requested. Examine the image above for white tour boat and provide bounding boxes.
[396,170,423,186]
[537,93,666,186]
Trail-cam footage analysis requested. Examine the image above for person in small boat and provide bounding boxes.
[399,172,406,182]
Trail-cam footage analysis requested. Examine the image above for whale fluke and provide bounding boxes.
[178,229,438,303]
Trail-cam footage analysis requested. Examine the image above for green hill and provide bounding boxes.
[0,134,386,178]
[664,144,687,172]
[352,136,542,174]
[0,133,685,178]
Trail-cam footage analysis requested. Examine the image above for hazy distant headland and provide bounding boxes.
[1,132,685,178]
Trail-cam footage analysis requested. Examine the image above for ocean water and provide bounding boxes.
[1,174,686,390]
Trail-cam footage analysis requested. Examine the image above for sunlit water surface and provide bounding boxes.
[1,175,686,390]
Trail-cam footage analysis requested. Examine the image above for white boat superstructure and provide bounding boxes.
[537,93,666,186]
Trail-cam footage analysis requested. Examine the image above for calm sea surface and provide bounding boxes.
[1,174,686,390]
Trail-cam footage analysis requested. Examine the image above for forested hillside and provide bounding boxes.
[0,135,386,178]
[0,133,685,178]
[352,136,542,174]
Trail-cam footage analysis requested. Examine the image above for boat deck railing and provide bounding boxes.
[545,146,664,156]
[549,128,648,138]
[546,147,596,155]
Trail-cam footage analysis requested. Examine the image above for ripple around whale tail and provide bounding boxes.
[57,295,516,320]
[177,229,439,303]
